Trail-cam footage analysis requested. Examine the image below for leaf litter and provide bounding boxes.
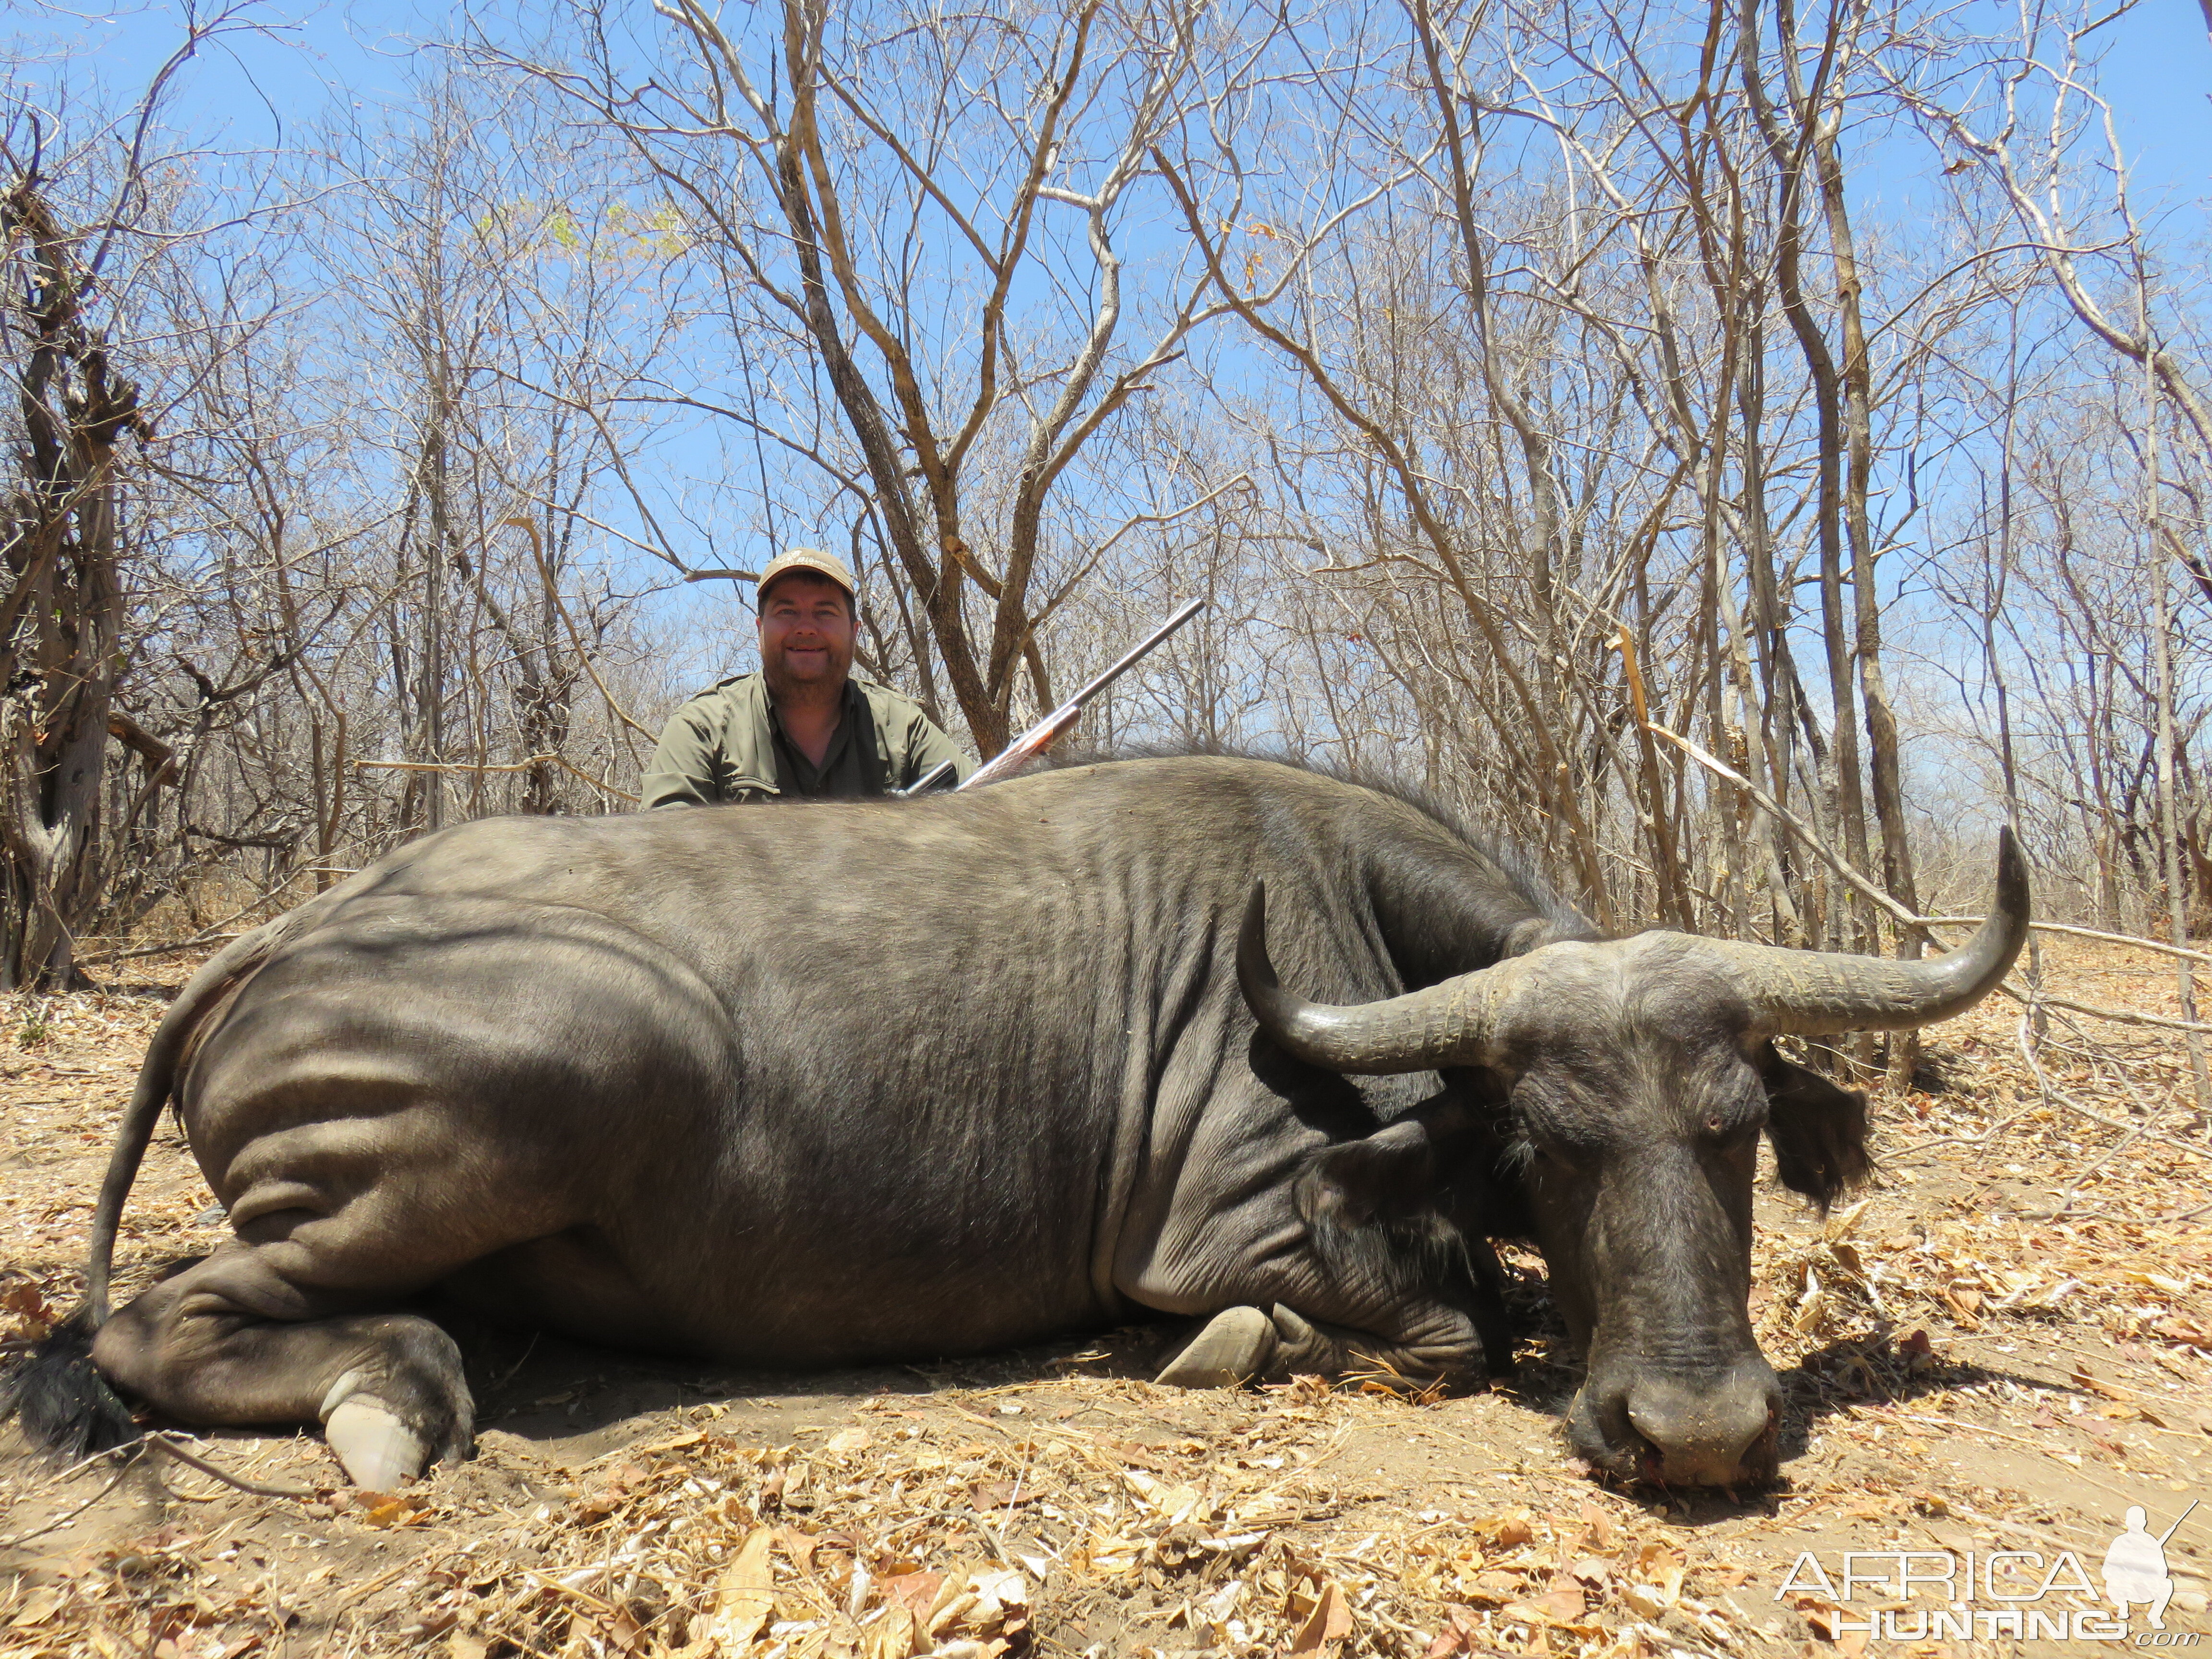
[0,939,2208,1657]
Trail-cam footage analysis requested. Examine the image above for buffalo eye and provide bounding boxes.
[1700,1114,1762,1152]
[1531,1136,1594,1175]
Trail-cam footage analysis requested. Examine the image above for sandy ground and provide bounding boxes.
[0,939,2208,1658]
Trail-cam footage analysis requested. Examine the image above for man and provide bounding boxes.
[641,548,973,807]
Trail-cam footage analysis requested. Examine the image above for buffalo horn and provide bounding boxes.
[1707,827,2032,1035]
[1236,883,1511,1073]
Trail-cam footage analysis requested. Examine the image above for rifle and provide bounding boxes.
[962,598,1205,789]
[2158,1500,2199,1545]
[893,599,1206,797]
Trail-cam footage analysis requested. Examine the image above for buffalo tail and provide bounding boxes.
[1,926,283,1458]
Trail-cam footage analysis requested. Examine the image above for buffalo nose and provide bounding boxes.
[1624,1364,1778,1486]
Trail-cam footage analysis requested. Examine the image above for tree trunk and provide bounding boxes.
[1739,0,1874,945]
[0,181,145,987]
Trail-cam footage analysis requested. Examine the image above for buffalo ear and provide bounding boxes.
[1296,1117,1436,1229]
[1759,1044,1872,1210]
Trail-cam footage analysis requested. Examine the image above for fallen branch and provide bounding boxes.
[76,931,248,967]
[1656,724,2212,1031]
[355,755,638,803]
[1647,724,1920,928]
[0,1432,314,1549]
[1923,916,2212,967]
[2016,1014,2211,1163]
[1999,982,2212,1034]
[146,1432,319,1499]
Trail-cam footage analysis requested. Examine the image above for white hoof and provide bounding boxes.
[1155,1305,1277,1388]
[325,1395,430,1491]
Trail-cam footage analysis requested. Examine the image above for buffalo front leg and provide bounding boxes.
[1155,1303,1482,1391]
[92,1244,471,1490]
[1154,1306,1279,1387]
[1141,1113,1517,1393]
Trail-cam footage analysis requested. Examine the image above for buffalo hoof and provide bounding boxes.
[324,1395,430,1491]
[1265,1304,1331,1373]
[1155,1306,1277,1388]
[318,1358,469,1490]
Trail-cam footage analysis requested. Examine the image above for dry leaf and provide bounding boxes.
[1480,1511,1535,1549]
[880,1571,943,1617]
[2125,1270,2191,1295]
[964,1567,1031,1636]
[1424,1606,1484,1659]
[1513,1588,1588,1624]
[1823,1199,1871,1241]
[600,1605,647,1658]
[921,1569,1028,1646]
[1577,1501,1615,1549]
[1619,1582,1668,1619]
[2071,1363,2133,1402]
[701,1527,778,1649]
[1124,1468,1204,1523]
[1291,1579,1354,1653]
[363,1494,432,1528]
[1795,1596,1870,1657]
[866,1607,920,1659]
[1793,1279,1830,1334]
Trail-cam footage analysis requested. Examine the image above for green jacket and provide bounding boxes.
[640,672,974,807]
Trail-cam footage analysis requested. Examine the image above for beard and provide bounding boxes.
[762,639,853,707]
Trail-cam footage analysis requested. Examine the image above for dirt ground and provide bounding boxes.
[1,938,2208,1659]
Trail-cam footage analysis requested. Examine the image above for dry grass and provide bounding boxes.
[0,938,2208,1658]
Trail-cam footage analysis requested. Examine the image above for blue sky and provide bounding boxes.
[17,0,2207,829]
[30,0,2212,682]
[46,0,2210,214]
[2096,0,2212,214]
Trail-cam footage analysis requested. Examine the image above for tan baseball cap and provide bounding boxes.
[755,547,857,605]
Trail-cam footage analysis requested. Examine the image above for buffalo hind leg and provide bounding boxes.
[92,1244,471,1490]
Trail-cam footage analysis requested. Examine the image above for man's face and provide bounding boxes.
[757,573,855,697]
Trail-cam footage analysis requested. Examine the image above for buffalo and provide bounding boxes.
[4,756,2026,1491]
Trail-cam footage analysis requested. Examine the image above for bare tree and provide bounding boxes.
[0,12,267,984]
[485,0,1285,751]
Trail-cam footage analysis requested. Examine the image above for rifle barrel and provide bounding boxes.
[957,598,1207,790]
[1062,597,1206,709]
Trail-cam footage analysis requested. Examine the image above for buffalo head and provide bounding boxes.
[1238,831,2029,1488]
